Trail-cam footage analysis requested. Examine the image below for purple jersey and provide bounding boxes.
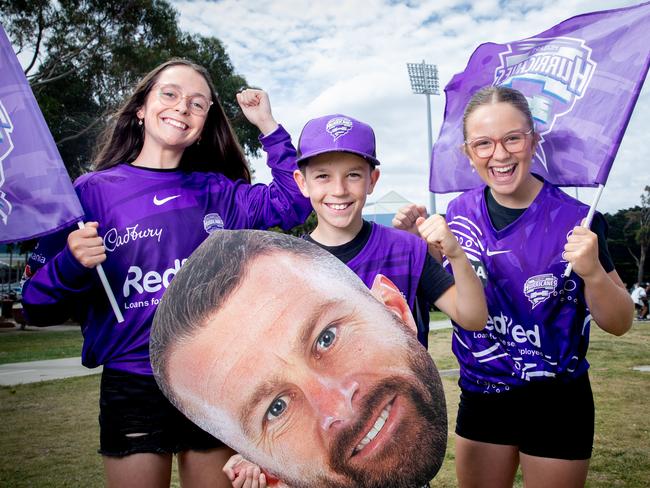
[445,181,591,393]
[346,223,427,310]
[22,126,311,375]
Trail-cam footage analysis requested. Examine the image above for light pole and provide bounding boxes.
[407,60,439,215]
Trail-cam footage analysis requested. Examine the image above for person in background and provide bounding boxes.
[631,282,648,320]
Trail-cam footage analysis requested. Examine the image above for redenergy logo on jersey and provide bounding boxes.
[122,258,188,310]
[0,101,15,225]
[494,37,595,174]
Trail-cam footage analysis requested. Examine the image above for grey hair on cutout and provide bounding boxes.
[150,229,367,408]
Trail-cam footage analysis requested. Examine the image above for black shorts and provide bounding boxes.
[455,373,594,460]
[99,367,224,456]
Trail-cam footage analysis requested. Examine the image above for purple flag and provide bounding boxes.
[0,25,84,244]
[430,2,650,194]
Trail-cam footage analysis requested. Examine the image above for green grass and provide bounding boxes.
[0,322,648,487]
[430,310,450,322]
[0,329,83,364]
[427,322,650,487]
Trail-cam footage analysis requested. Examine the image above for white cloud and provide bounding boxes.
[174,0,649,214]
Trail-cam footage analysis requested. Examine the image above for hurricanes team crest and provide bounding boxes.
[493,37,596,174]
[524,273,558,309]
[326,117,353,141]
[0,100,15,225]
[203,213,224,234]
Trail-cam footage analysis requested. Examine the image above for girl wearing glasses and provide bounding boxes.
[22,58,311,487]
[394,86,633,487]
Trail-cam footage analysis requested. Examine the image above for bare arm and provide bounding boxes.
[417,215,487,331]
[564,226,633,336]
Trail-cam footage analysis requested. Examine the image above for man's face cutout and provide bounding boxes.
[155,233,446,487]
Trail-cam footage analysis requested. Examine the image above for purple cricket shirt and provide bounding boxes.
[445,181,591,393]
[22,126,311,375]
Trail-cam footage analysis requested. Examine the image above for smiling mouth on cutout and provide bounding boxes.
[352,398,395,456]
[162,117,188,131]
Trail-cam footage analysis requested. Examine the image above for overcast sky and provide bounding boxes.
[173,0,648,215]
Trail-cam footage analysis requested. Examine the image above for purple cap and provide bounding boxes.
[296,114,380,166]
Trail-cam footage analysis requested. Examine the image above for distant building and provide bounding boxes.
[362,191,413,227]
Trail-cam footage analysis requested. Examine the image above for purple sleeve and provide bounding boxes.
[228,125,312,230]
[21,226,95,325]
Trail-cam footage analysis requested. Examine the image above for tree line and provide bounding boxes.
[1,0,260,179]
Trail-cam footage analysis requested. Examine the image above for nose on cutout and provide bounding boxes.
[315,380,360,431]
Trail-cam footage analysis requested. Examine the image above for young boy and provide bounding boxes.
[292,114,487,344]
[223,115,488,488]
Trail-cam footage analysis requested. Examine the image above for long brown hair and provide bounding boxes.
[92,58,251,183]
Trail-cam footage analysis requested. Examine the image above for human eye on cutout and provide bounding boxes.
[315,325,337,354]
[265,395,290,422]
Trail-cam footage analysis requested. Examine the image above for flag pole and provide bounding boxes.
[563,184,605,278]
[77,221,124,323]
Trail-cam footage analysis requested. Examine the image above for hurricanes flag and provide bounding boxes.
[430,2,650,193]
[0,24,84,244]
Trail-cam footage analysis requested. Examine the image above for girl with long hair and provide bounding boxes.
[22,58,311,487]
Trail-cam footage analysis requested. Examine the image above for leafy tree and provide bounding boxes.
[1,0,260,178]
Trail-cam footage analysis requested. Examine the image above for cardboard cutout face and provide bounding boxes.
[151,230,447,488]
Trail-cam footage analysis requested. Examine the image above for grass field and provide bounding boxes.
[0,328,83,364]
[0,322,648,487]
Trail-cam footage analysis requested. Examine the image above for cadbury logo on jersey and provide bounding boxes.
[104,224,163,252]
[523,273,558,309]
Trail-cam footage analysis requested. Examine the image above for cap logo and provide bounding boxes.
[325,117,353,141]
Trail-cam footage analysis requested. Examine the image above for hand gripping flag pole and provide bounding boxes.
[563,185,604,278]
[76,221,125,322]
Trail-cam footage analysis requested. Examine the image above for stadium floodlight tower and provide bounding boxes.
[407,60,440,215]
